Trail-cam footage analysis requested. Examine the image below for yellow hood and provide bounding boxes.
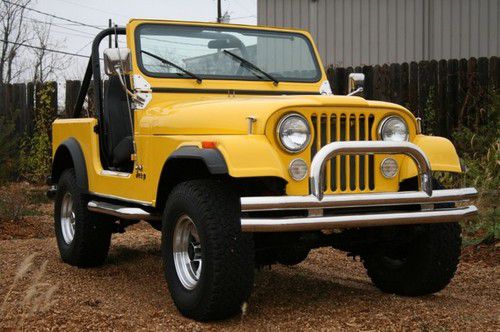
[140,94,415,135]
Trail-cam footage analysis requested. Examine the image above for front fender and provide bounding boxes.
[217,135,287,179]
[399,135,462,181]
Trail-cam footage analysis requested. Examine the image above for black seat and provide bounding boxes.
[103,76,133,171]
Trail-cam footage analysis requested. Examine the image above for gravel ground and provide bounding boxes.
[0,204,499,331]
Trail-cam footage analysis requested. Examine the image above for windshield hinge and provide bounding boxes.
[132,74,153,109]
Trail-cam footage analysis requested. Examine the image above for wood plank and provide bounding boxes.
[362,65,373,100]
[477,57,489,92]
[437,59,448,137]
[332,67,346,95]
[489,56,500,90]
[447,59,459,131]
[26,82,34,134]
[389,63,401,104]
[418,60,429,119]
[12,83,26,135]
[400,62,409,108]
[457,58,468,127]
[65,80,81,118]
[408,62,418,115]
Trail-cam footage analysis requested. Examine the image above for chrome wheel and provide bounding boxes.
[60,192,76,244]
[173,215,202,290]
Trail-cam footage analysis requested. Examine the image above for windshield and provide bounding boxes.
[135,24,322,83]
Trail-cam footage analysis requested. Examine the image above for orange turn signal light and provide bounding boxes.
[201,141,217,149]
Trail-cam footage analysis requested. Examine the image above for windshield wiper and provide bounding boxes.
[223,50,279,86]
[141,50,202,84]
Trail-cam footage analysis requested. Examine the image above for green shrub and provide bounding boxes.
[19,84,57,183]
[450,93,499,245]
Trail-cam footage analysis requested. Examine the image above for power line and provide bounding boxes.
[52,0,130,19]
[25,17,98,37]
[0,39,90,58]
[2,0,102,30]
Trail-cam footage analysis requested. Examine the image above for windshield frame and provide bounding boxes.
[134,23,323,83]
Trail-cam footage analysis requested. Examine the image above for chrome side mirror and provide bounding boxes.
[347,73,365,96]
[104,48,132,76]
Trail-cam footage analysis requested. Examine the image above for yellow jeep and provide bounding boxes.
[48,19,477,320]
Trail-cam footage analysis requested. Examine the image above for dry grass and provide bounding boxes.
[0,182,30,223]
[0,253,58,330]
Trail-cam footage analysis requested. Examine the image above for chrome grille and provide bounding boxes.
[310,113,376,193]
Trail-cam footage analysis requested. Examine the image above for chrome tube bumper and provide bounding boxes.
[240,141,478,232]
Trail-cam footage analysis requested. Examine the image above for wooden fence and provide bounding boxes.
[327,56,500,137]
[0,56,498,139]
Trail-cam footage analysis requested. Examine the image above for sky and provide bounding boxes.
[25,0,257,80]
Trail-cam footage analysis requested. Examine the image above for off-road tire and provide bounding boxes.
[362,179,461,296]
[162,179,254,321]
[54,168,112,267]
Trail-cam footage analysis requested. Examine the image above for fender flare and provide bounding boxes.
[399,135,462,181]
[154,146,228,208]
[166,146,228,174]
[51,137,88,190]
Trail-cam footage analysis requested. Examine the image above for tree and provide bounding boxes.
[31,20,69,83]
[0,0,32,84]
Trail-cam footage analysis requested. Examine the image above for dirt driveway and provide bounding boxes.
[0,205,499,331]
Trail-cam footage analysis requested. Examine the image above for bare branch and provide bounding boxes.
[0,0,33,83]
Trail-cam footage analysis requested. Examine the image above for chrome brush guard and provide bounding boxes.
[240,141,477,232]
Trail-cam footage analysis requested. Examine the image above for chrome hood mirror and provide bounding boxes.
[104,48,132,76]
[347,73,365,96]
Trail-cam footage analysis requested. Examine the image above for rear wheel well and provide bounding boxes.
[155,158,287,209]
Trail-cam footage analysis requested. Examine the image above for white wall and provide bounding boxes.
[257,0,500,67]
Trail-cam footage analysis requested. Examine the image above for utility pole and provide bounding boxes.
[217,0,222,23]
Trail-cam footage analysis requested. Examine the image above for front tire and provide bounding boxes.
[54,169,112,267]
[362,222,461,296]
[162,179,254,321]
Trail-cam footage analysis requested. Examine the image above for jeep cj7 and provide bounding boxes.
[47,20,477,321]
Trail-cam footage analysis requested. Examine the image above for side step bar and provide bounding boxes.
[241,206,478,232]
[87,201,161,221]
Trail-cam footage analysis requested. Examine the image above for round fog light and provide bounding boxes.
[380,158,398,178]
[289,158,308,181]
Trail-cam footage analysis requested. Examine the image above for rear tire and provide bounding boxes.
[54,169,112,267]
[162,179,254,321]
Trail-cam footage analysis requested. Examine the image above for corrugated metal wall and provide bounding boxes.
[257,0,500,67]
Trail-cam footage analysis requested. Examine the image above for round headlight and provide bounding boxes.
[277,113,311,153]
[378,116,409,142]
